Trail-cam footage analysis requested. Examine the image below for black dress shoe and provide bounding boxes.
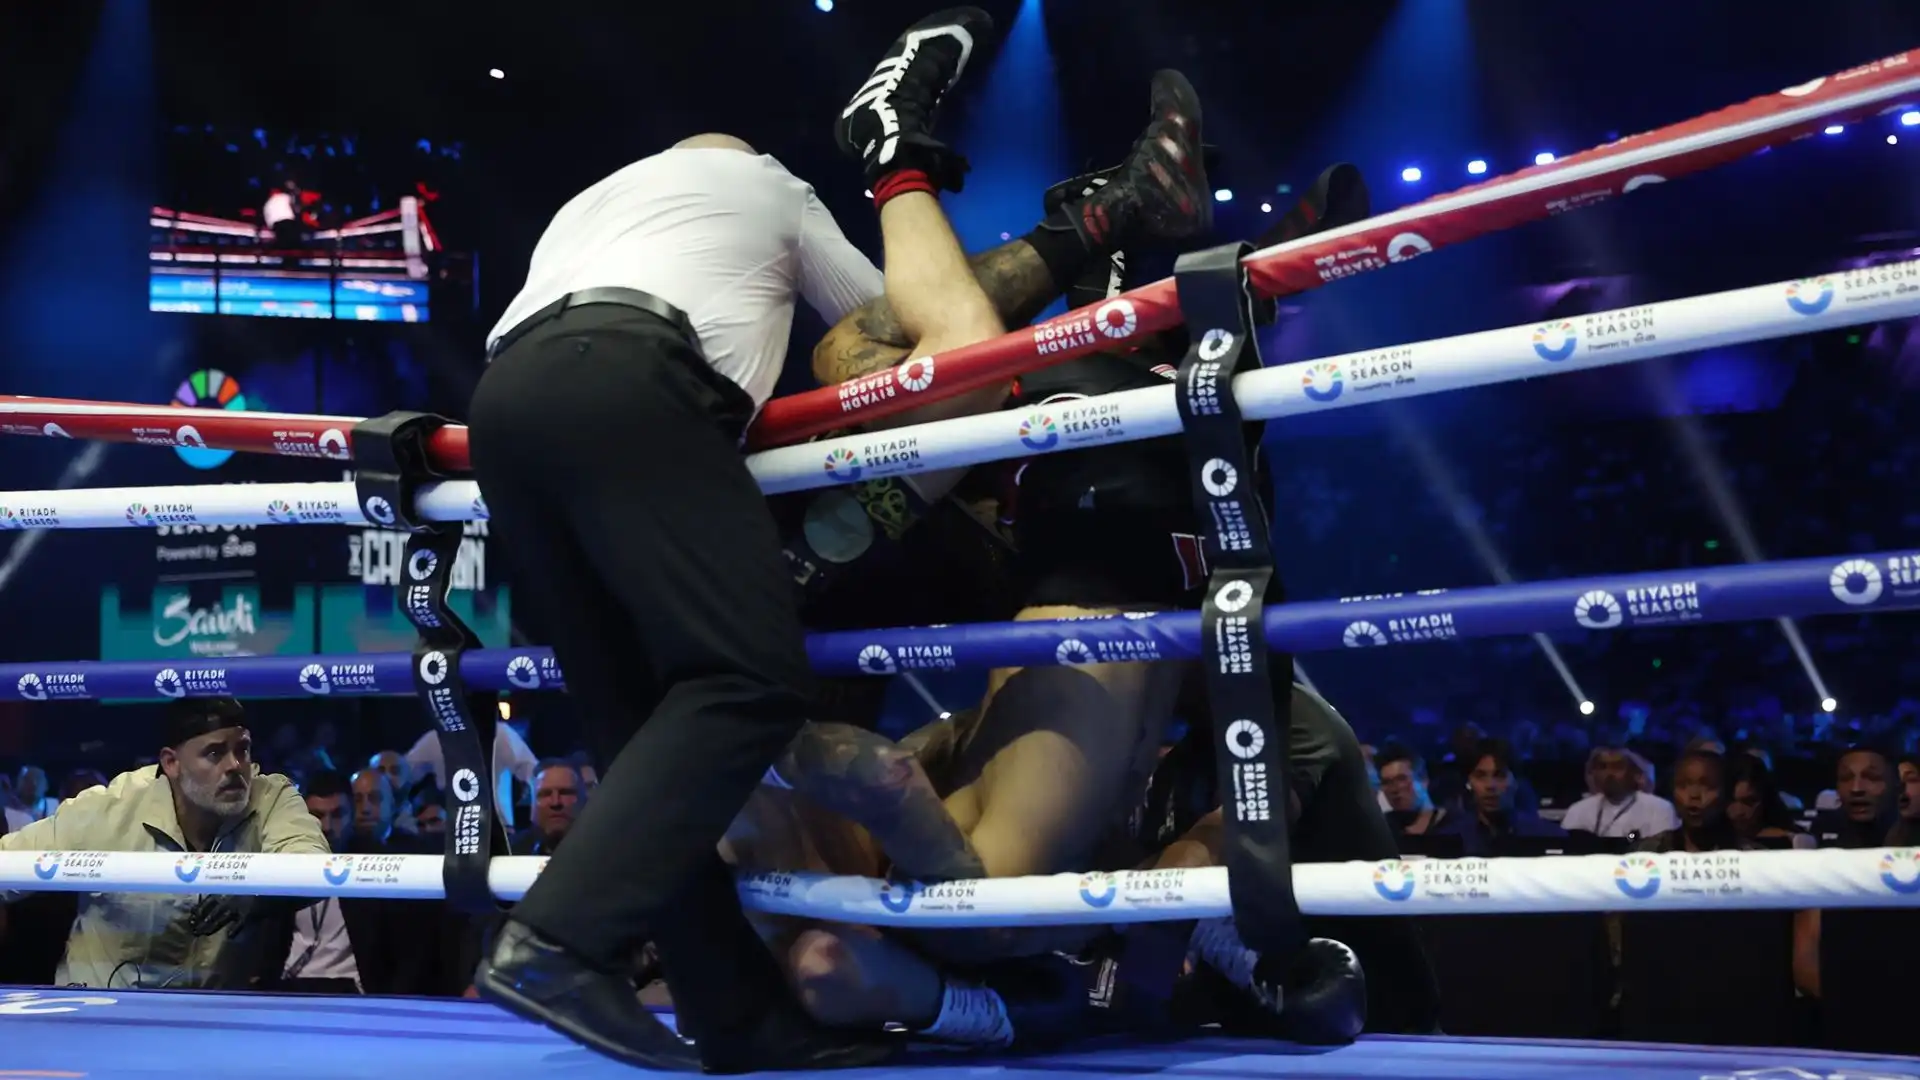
[475,919,701,1072]
[692,999,902,1074]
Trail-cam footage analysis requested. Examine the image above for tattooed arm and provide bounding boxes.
[777,721,986,883]
[810,239,1063,396]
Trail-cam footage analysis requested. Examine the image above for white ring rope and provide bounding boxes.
[2,848,1916,925]
[1,261,1914,528]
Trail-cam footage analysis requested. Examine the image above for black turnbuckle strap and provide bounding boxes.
[1171,241,1304,959]
[354,409,507,913]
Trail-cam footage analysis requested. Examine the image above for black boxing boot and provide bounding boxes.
[837,7,995,195]
[1019,70,1210,302]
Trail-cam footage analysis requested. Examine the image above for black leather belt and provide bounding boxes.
[486,286,695,360]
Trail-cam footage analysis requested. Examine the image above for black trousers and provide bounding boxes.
[467,303,810,1036]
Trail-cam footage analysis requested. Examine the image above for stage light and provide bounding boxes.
[488,68,504,79]
[1213,188,1234,202]
[1467,159,1488,175]
[1821,697,1838,713]
[1534,151,1556,165]
[815,0,834,10]
[1259,202,1272,213]
[1903,110,1920,126]
[1825,124,1845,135]
[1889,134,1901,146]
[1400,166,1422,183]
[1579,700,1595,716]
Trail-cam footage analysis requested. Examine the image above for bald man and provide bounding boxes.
[471,12,1021,1067]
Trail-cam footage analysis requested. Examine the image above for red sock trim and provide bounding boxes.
[873,169,935,209]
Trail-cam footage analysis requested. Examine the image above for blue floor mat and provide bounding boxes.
[0,988,1913,1079]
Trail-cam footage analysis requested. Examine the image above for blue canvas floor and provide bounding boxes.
[0,988,1915,1079]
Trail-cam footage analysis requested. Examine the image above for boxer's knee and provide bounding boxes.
[788,928,884,1027]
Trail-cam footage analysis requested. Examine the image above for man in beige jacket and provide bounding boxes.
[0,696,329,989]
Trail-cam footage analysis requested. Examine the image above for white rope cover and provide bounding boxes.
[3,848,1916,926]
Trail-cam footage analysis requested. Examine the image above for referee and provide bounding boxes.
[469,133,891,1072]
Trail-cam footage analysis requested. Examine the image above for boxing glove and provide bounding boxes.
[1253,937,1368,1045]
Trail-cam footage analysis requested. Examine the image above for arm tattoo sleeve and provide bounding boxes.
[778,721,986,882]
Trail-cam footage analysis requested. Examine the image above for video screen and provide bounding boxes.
[151,125,469,321]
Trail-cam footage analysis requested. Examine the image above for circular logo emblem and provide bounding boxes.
[1078,873,1119,908]
[1201,458,1238,497]
[1342,621,1387,648]
[418,651,450,686]
[1018,414,1059,451]
[170,369,247,471]
[1387,232,1433,263]
[318,428,350,460]
[897,358,934,392]
[1830,559,1883,605]
[299,664,331,695]
[1531,321,1579,362]
[505,655,541,689]
[154,668,185,698]
[1214,579,1254,613]
[1372,861,1417,902]
[408,549,439,582]
[1224,719,1266,760]
[1094,298,1138,339]
[364,496,396,526]
[856,644,895,675]
[451,768,481,803]
[1055,640,1094,666]
[1197,329,1235,361]
[1613,856,1662,900]
[1300,362,1344,403]
[1574,590,1624,629]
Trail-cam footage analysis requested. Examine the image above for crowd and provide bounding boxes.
[0,689,1914,1051]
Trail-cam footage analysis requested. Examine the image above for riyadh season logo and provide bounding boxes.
[1300,362,1343,402]
[878,880,919,913]
[299,664,331,695]
[857,644,895,675]
[265,500,294,523]
[1372,861,1417,902]
[1532,320,1579,362]
[1387,232,1432,263]
[1877,849,1920,895]
[897,357,934,393]
[1214,579,1254,613]
[175,855,202,883]
[125,503,155,527]
[1614,855,1662,900]
[1830,558,1883,605]
[408,549,438,582]
[1056,639,1094,666]
[823,448,863,482]
[33,854,61,881]
[506,655,542,689]
[1785,277,1834,316]
[1224,719,1266,760]
[363,496,396,526]
[323,856,354,887]
[1201,458,1237,498]
[1094,298,1138,339]
[1574,589,1624,629]
[154,668,185,698]
[1079,873,1118,908]
[15,674,44,701]
[1342,621,1387,648]
[1197,329,1235,362]
[1018,414,1059,451]
[418,651,450,685]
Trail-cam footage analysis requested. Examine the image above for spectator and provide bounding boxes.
[258,771,440,995]
[1560,746,1680,840]
[14,767,56,821]
[1817,746,1899,848]
[0,697,326,988]
[61,769,108,801]
[413,791,447,838]
[1890,754,1920,846]
[1724,754,1812,849]
[1376,744,1445,837]
[1433,737,1563,855]
[367,750,420,836]
[1740,747,1804,812]
[1637,751,1743,852]
[512,760,585,856]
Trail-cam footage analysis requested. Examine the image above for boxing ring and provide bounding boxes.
[2,49,1920,1079]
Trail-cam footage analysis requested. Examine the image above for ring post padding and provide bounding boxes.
[356,408,507,914]
[1172,240,1302,958]
[349,410,457,533]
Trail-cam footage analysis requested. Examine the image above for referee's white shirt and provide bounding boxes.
[489,148,884,407]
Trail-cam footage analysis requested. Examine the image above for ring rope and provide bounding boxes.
[0,549,1910,700]
[4,257,1917,523]
[0,51,1914,466]
[1,848,1915,924]
[742,50,1920,447]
